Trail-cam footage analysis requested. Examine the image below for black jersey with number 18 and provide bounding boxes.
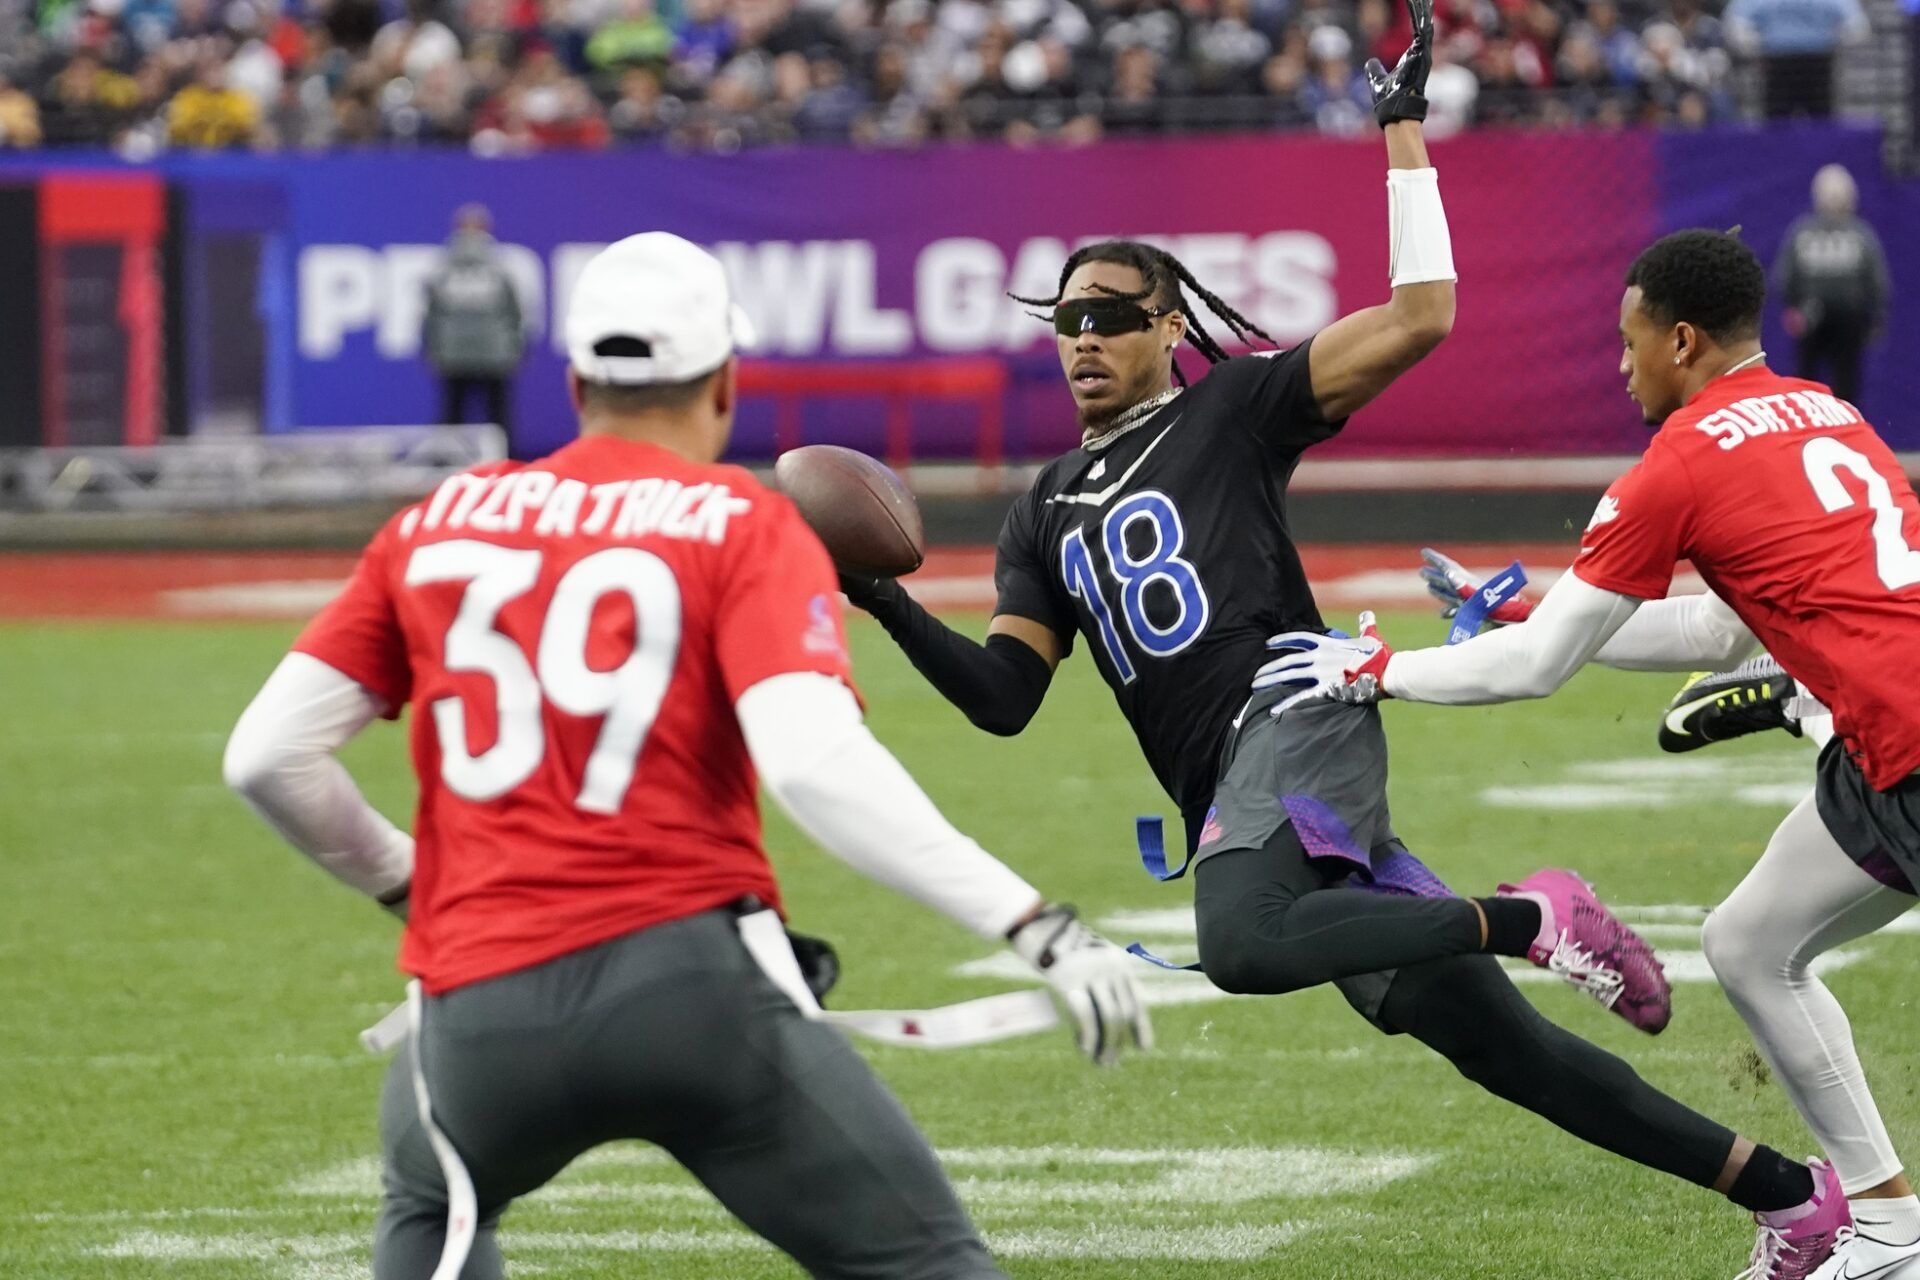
[994,340,1348,837]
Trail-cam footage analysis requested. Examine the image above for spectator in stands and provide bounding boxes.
[1101,42,1163,134]
[1726,0,1867,116]
[39,50,141,146]
[1299,26,1370,134]
[789,53,866,140]
[853,41,929,145]
[1190,0,1273,97]
[586,0,674,70]
[0,0,1894,151]
[1423,50,1479,133]
[263,75,337,148]
[607,64,676,140]
[1261,47,1315,129]
[370,0,464,80]
[167,55,259,148]
[1564,0,1641,85]
[423,204,526,438]
[673,0,735,85]
[0,72,42,146]
[1775,163,1890,404]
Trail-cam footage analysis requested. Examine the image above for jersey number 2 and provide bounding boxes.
[1060,490,1211,683]
[1801,438,1920,591]
[405,540,682,812]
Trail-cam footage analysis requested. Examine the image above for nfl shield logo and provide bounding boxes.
[1197,806,1224,848]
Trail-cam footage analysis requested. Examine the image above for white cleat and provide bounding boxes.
[1810,1226,1920,1280]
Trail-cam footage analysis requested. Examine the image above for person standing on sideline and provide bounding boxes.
[424,205,526,441]
[1726,0,1867,117]
[1777,164,1890,405]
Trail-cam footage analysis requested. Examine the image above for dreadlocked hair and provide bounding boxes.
[1009,240,1275,386]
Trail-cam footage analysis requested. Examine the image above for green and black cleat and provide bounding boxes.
[1658,656,1803,753]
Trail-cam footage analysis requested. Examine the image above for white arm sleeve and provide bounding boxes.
[1388,167,1456,288]
[1589,590,1759,673]
[223,652,414,901]
[1384,572,1642,704]
[737,672,1042,940]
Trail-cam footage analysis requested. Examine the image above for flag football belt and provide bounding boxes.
[1125,563,1531,970]
[360,912,1062,1060]
[1447,560,1528,645]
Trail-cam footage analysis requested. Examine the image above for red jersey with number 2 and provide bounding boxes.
[1575,367,1920,790]
[292,435,855,993]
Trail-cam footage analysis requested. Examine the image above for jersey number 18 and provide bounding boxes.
[1060,490,1211,682]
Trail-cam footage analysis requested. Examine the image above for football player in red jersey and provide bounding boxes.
[1261,228,1920,1280]
[224,233,1148,1280]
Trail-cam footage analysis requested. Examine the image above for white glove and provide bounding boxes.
[1252,612,1395,715]
[1008,906,1153,1066]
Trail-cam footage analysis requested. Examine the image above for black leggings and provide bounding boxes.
[1193,833,1736,1189]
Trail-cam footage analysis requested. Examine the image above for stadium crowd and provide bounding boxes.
[0,0,1865,152]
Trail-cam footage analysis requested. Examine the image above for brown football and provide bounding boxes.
[774,445,926,578]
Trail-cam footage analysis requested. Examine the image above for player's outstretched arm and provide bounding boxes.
[223,653,414,915]
[1418,547,1757,672]
[1589,590,1758,672]
[1304,0,1455,423]
[1386,573,1643,702]
[736,671,1151,1064]
[842,573,1064,736]
[1258,573,1647,710]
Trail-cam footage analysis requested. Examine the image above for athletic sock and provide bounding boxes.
[1852,1194,1920,1244]
[1729,1145,1817,1214]
[1474,897,1541,957]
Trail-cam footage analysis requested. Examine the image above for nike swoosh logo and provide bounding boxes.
[1048,417,1181,507]
[1662,689,1727,738]
[1842,1252,1920,1280]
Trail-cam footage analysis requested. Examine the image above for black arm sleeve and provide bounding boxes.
[859,580,1053,736]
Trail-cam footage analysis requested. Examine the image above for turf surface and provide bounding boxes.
[3,611,1913,1279]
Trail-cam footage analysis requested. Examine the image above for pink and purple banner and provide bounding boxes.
[4,124,1912,459]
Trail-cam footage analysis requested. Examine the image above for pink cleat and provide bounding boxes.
[1497,868,1673,1034]
[1739,1158,1852,1280]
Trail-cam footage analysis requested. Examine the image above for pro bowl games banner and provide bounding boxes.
[3,125,1913,458]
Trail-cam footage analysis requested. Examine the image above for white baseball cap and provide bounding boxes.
[565,232,756,385]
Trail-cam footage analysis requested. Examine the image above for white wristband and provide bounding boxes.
[1387,167,1456,288]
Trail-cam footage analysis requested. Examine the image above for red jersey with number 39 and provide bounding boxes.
[292,435,855,993]
[1574,367,1920,790]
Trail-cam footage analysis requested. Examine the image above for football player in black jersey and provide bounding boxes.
[841,0,1843,1256]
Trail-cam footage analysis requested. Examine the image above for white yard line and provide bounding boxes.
[98,1147,1418,1272]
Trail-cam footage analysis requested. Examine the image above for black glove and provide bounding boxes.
[786,929,841,1005]
[838,569,900,615]
[1365,0,1434,128]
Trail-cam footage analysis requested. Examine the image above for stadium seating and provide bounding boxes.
[0,0,1892,155]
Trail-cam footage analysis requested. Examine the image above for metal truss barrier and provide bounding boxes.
[0,426,507,514]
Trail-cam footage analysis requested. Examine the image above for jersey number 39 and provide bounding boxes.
[407,540,681,813]
[1060,490,1211,682]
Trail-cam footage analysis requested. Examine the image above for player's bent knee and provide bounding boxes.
[1193,917,1257,994]
[1194,918,1310,996]
[1700,905,1769,986]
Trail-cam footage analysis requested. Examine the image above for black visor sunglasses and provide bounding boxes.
[1052,297,1167,338]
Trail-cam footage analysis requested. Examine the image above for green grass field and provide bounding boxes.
[3,611,1914,1279]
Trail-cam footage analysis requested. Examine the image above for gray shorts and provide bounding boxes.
[1192,693,1453,1029]
[1197,692,1449,896]
[376,909,1002,1280]
[1815,738,1920,895]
